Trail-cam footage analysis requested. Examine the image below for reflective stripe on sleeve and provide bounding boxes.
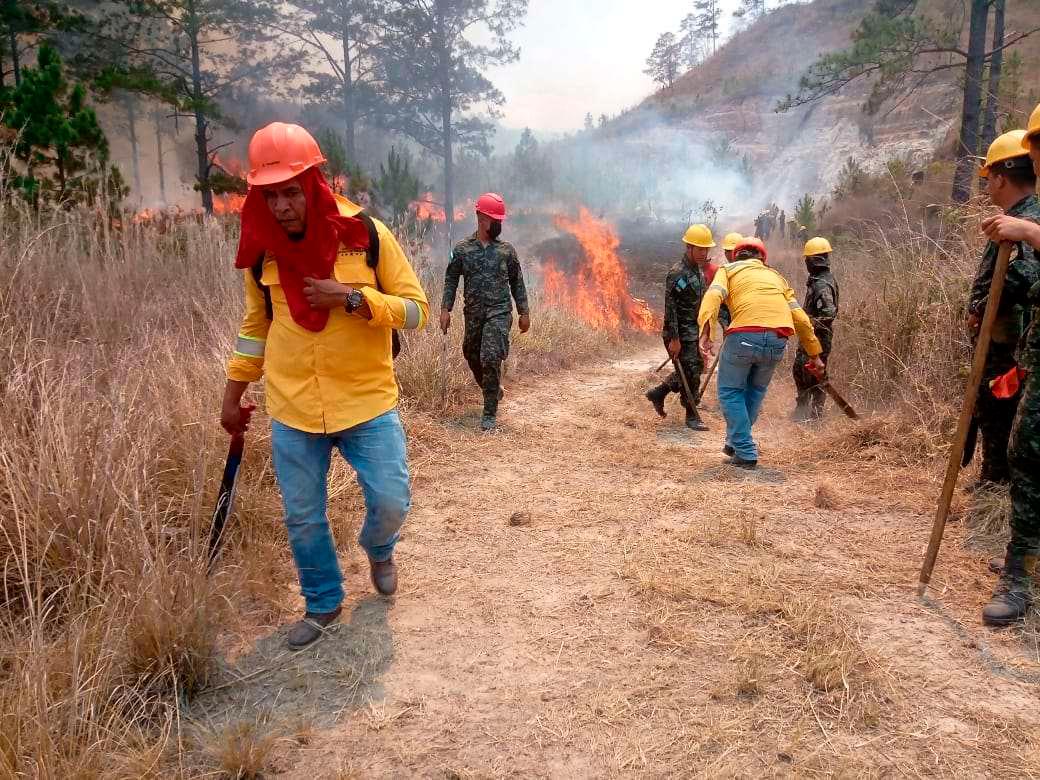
[234,334,266,358]
[709,283,728,298]
[402,299,422,330]
[788,300,802,310]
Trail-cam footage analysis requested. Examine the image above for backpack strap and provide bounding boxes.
[355,210,400,359]
[251,252,273,321]
[356,211,380,271]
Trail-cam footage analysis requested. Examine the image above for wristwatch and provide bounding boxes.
[344,287,365,314]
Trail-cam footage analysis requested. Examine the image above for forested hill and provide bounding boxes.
[613,0,1040,207]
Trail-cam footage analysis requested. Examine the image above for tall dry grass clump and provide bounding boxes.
[0,197,240,773]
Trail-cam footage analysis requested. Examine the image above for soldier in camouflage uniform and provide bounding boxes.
[441,193,530,431]
[967,139,1040,489]
[976,119,1040,626]
[645,224,716,431]
[792,237,840,422]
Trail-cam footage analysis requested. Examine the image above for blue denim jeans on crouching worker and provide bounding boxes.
[271,410,411,615]
[716,331,789,462]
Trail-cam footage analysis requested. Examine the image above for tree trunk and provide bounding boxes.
[187,1,213,214]
[124,92,142,198]
[435,0,454,247]
[981,0,1005,149]
[8,23,19,85]
[951,0,989,203]
[154,110,167,204]
[341,0,357,162]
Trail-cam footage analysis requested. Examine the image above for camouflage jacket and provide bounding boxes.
[969,194,1040,346]
[442,235,530,321]
[804,270,839,332]
[663,259,707,343]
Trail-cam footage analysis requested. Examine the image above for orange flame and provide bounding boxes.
[542,207,659,333]
[411,192,470,223]
[213,193,246,214]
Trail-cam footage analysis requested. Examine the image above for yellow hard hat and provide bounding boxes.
[803,237,832,257]
[682,224,716,248]
[721,232,743,251]
[1024,103,1040,147]
[980,130,1029,177]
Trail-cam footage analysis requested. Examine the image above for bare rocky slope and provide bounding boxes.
[617,0,1039,209]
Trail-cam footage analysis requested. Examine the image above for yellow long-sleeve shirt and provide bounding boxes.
[227,195,429,433]
[697,258,822,357]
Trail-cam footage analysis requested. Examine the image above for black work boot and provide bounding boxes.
[685,406,709,431]
[645,384,669,418]
[982,553,1034,627]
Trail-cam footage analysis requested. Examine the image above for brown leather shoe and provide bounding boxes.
[369,555,398,595]
[287,606,342,651]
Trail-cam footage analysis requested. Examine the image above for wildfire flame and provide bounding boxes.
[542,207,658,333]
[411,192,470,223]
[212,193,246,214]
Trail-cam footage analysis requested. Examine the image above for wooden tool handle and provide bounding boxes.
[918,242,1014,595]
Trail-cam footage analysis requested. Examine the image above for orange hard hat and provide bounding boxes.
[733,237,768,262]
[246,122,326,186]
[475,192,507,220]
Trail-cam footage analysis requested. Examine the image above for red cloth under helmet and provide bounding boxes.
[234,167,370,332]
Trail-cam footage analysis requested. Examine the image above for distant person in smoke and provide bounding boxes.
[441,193,531,431]
[645,224,716,431]
[778,211,786,238]
[792,237,840,422]
[698,238,824,469]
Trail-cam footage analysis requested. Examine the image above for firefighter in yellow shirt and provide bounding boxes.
[221,123,429,650]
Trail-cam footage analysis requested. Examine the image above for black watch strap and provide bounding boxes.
[345,288,365,313]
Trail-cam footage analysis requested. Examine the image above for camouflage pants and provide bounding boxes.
[976,343,1020,484]
[663,338,703,410]
[1007,363,1040,558]
[463,314,512,418]
[793,330,833,417]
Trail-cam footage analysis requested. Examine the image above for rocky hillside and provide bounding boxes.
[620,0,1040,208]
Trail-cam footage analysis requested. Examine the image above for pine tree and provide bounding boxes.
[93,0,304,213]
[678,13,704,70]
[377,0,528,244]
[693,0,721,55]
[732,0,766,25]
[3,44,125,207]
[375,145,423,221]
[281,0,384,162]
[644,32,680,89]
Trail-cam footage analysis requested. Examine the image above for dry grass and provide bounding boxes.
[0,192,617,773]
[962,483,1012,552]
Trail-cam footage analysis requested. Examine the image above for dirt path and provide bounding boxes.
[199,347,1040,777]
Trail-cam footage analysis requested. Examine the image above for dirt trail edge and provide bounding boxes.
[207,347,1040,778]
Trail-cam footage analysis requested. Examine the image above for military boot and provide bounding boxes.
[685,406,709,431]
[645,383,669,418]
[982,552,1035,627]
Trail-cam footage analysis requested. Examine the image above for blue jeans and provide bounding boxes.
[717,331,788,461]
[271,410,411,614]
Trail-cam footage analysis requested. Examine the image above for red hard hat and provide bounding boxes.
[475,192,507,220]
[247,122,326,186]
[733,237,768,262]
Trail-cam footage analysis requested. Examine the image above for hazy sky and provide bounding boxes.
[492,0,742,133]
